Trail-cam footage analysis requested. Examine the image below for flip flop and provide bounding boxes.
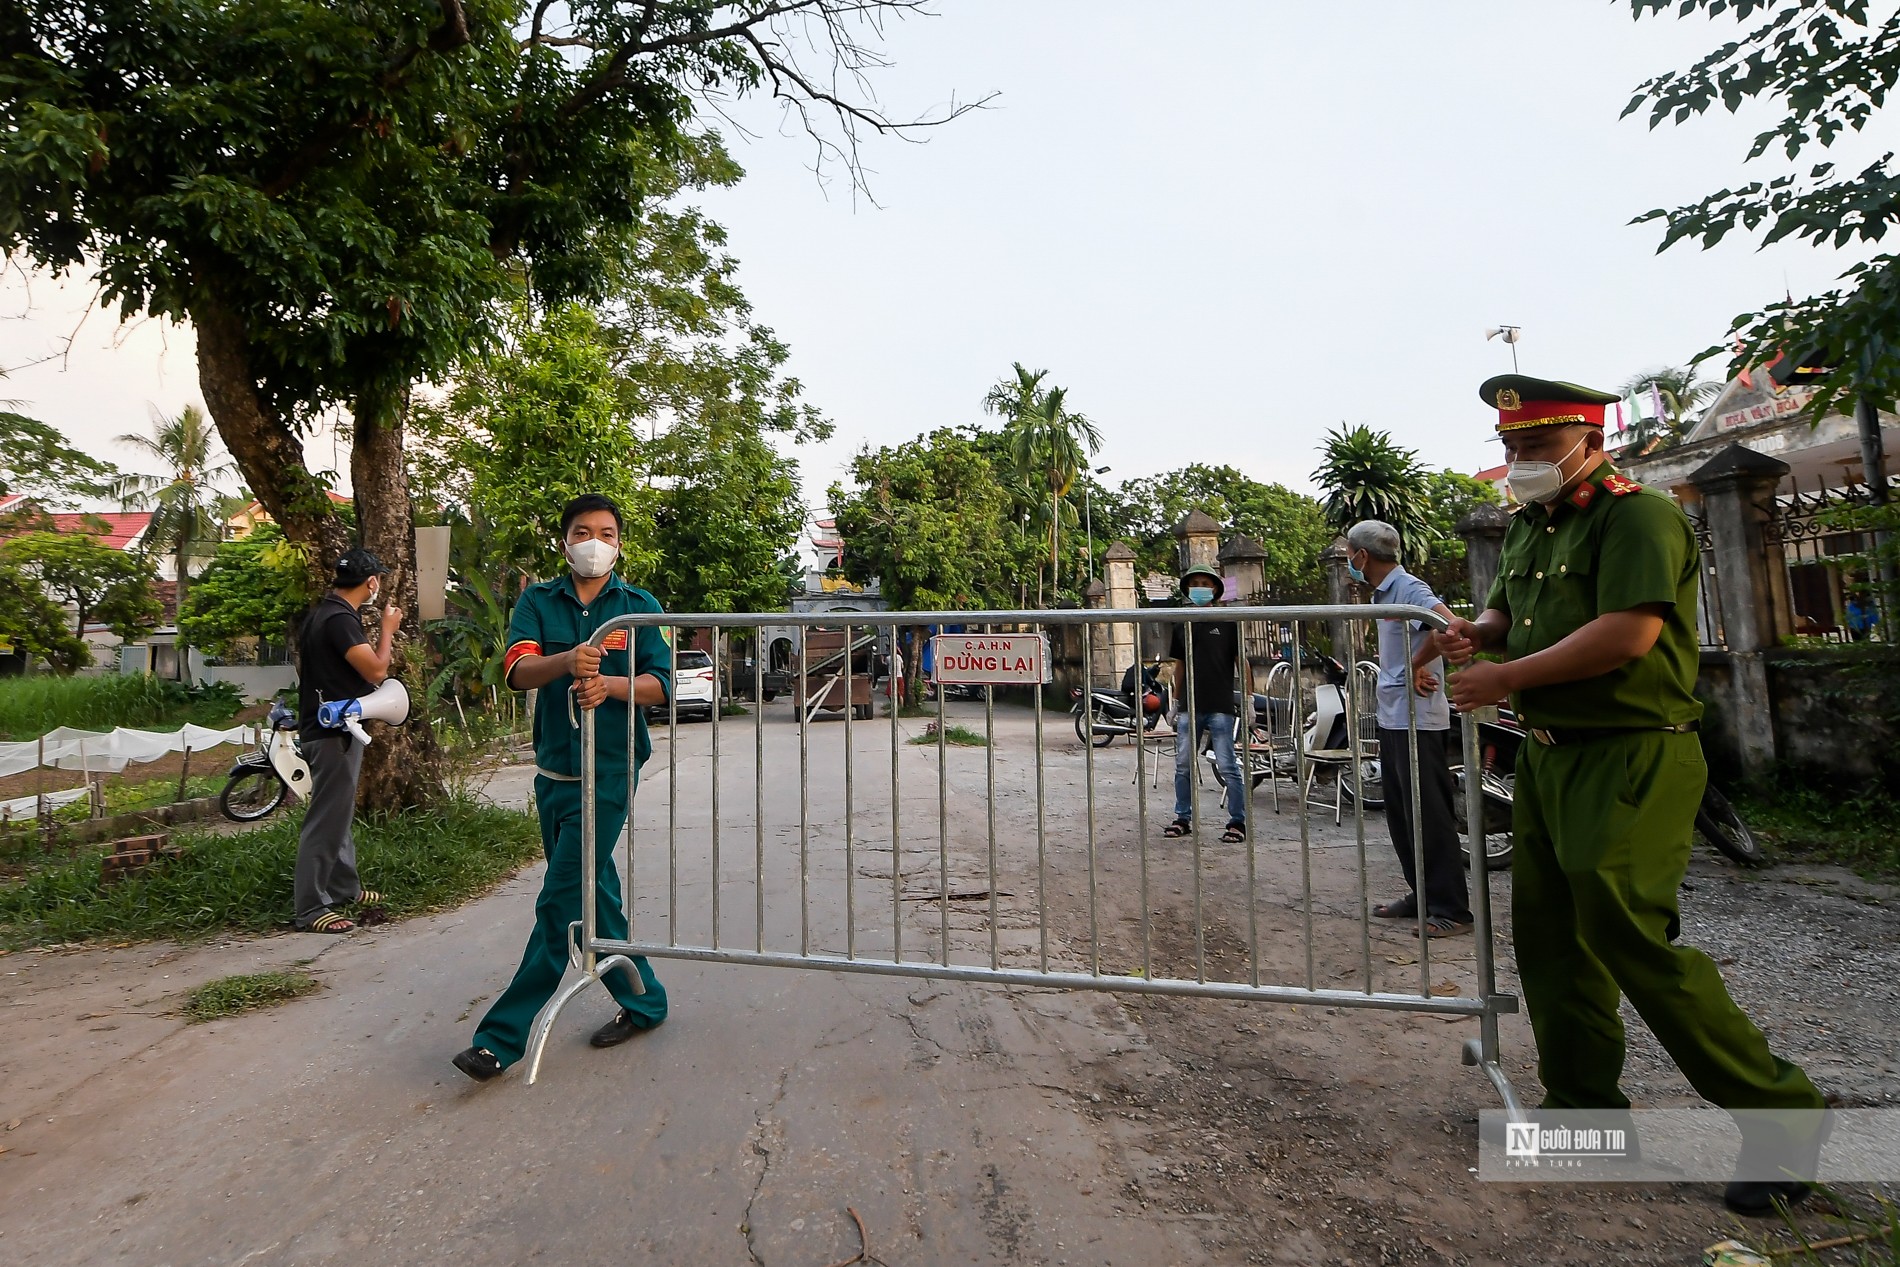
[1423,915,1473,939]
[1372,895,1417,920]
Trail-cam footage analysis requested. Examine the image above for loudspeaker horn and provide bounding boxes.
[316,677,411,746]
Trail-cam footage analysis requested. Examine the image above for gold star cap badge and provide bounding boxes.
[1495,388,1522,411]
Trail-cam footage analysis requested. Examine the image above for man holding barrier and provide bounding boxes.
[1436,375,1824,1216]
[454,494,673,1083]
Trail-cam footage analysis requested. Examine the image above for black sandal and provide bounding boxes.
[1372,894,1417,920]
[1163,820,1191,838]
[1220,823,1246,843]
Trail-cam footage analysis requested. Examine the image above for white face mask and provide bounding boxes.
[565,538,619,578]
[1506,434,1590,505]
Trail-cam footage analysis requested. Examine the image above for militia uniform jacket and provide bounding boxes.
[502,573,673,781]
[1484,464,1704,731]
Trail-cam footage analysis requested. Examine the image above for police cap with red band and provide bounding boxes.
[1479,374,1622,434]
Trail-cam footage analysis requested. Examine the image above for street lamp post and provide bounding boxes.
[1085,465,1112,584]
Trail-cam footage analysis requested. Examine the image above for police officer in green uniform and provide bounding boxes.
[455,493,672,1082]
[1436,376,1825,1216]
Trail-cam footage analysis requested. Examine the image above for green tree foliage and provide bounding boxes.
[1625,1,1900,411]
[1414,469,1501,605]
[1617,365,1723,453]
[0,529,161,643]
[0,408,117,501]
[176,526,313,659]
[419,302,653,580]
[113,404,239,617]
[413,138,827,610]
[981,363,1101,603]
[1311,425,1436,561]
[3,0,965,806]
[428,530,513,710]
[1092,465,1331,598]
[829,429,1022,611]
[0,557,88,671]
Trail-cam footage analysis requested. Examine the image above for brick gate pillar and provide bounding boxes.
[1686,444,1793,776]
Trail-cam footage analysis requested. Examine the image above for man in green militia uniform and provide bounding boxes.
[454,493,672,1082]
[1436,376,1825,1216]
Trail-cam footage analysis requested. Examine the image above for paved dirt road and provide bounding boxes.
[2,699,1894,1265]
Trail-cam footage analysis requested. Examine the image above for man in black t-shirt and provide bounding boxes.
[293,548,401,933]
[1165,564,1252,842]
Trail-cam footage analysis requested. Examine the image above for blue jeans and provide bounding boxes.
[1174,711,1245,826]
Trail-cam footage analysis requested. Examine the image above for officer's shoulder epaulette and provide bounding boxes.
[1602,473,1642,497]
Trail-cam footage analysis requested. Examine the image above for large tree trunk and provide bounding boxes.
[192,285,350,571]
[194,282,441,809]
[173,538,189,627]
[350,389,444,811]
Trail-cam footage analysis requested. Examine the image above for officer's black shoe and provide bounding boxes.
[589,1009,655,1048]
[453,1046,505,1082]
[1723,1180,1812,1217]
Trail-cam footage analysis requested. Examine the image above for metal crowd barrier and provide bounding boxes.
[522,605,1521,1115]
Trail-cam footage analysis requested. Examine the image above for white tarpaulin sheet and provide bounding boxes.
[0,785,89,821]
[0,723,258,779]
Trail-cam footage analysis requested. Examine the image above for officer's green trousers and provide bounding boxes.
[1512,731,1820,1112]
[474,774,667,1066]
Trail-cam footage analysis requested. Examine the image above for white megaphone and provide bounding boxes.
[316,677,411,746]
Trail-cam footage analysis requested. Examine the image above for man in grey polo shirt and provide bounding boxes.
[1348,520,1472,937]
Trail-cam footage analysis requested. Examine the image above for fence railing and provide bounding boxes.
[1763,476,1893,644]
[521,605,1523,1117]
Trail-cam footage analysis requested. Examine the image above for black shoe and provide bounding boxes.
[589,1009,656,1048]
[453,1046,505,1082]
[1723,1180,1812,1217]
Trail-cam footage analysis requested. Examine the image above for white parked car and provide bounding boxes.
[650,649,716,722]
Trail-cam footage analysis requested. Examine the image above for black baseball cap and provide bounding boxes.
[333,548,387,587]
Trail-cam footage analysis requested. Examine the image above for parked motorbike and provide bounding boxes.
[1071,661,1170,747]
[219,703,310,823]
[1204,648,1384,810]
[1452,706,1766,870]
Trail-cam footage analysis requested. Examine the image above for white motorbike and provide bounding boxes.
[1205,648,1383,810]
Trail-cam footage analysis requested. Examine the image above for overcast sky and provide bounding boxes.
[1,0,1879,504]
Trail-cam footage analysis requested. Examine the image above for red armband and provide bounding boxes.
[502,640,542,680]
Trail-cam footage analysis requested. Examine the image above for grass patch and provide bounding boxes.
[883,701,935,719]
[0,796,541,948]
[1741,1188,1900,1264]
[1734,775,1900,881]
[181,969,321,1022]
[907,723,988,747]
[719,701,751,717]
[0,674,244,740]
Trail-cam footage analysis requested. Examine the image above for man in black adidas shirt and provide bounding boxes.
[1165,564,1251,843]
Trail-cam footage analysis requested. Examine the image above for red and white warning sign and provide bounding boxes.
[930,633,1052,686]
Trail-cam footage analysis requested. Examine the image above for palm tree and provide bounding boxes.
[981,362,1048,427]
[1005,384,1102,604]
[1617,366,1722,453]
[114,404,238,620]
[1311,424,1435,562]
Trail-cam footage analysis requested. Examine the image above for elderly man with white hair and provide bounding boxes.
[1347,519,1472,937]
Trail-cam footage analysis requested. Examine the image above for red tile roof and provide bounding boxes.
[48,511,152,551]
[1473,464,1508,482]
